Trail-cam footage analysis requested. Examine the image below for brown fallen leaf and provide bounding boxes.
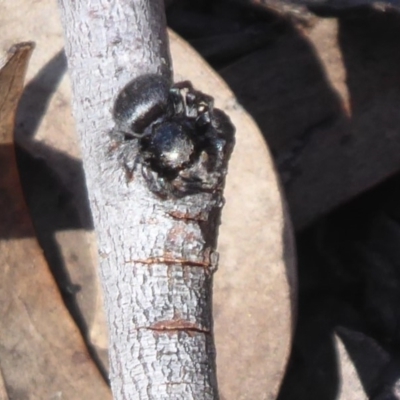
[0,368,9,400]
[0,0,110,371]
[1,1,297,398]
[0,44,111,399]
[335,333,369,400]
[220,14,400,229]
[335,327,390,399]
[170,31,297,400]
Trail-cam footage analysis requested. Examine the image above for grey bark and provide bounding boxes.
[58,1,225,399]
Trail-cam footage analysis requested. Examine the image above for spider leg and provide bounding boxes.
[172,80,194,91]
[175,151,220,192]
[110,139,141,182]
[174,173,221,196]
[205,109,235,173]
[172,81,214,118]
[192,108,235,181]
[141,165,173,199]
[169,177,204,197]
[196,109,212,130]
[209,109,235,143]
[168,87,185,116]
[186,89,214,119]
[169,81,194,117]
[110,126,152,141]
[123,130,152,140]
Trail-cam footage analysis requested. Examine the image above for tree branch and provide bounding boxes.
[58,1,234,399]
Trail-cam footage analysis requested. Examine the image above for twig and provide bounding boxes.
[58,1,234,399]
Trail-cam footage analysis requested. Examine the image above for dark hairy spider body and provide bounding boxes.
[112,74,235,199]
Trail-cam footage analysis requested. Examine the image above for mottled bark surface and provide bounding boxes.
[58,1,232,399]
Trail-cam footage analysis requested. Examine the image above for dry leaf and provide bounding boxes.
[336,327,391,399]
[170,31,297,400]
[221,15,400,229]
[335,333,369,400]
[0,368,9,400]
[0,43,111,400]
[0,0,109,369]
[1,1,297,399]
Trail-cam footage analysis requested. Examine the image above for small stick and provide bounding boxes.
[58,1,234,399]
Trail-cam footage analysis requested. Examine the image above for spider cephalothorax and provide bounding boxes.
[112,74,235,198]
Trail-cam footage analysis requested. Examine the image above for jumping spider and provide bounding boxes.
[111,74,235,198]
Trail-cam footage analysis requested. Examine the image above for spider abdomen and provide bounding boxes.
[113,74,170,136]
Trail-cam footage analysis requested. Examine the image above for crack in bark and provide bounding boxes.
[166,210,209,222]
[129,257,211,268]
[137,319,210,335]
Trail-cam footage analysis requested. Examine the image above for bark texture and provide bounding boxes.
[58,1,228,399]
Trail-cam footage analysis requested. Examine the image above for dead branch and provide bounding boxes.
[58,1,234,398]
